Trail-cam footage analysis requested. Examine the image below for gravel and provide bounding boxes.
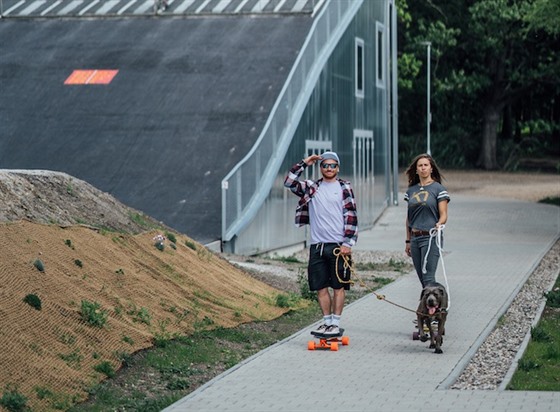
[451,239,560,390]
[226,249,410,294]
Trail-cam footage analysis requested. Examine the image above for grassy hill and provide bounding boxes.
[0,171,290,411]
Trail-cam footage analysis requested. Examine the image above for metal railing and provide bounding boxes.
[221,0,363,245]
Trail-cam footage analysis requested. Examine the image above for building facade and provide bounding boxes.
[222,0,398,255]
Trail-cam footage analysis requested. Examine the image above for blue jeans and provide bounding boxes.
[410,235,442,287]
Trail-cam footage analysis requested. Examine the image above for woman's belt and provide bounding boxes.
[411,229,430,237]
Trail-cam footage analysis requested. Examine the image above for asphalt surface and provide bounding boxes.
[0,16,312,243]
[163,194,560,411]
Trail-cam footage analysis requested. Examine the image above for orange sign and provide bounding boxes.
[64,70,118,85]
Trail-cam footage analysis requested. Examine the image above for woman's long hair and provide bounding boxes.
[405,153,444,187]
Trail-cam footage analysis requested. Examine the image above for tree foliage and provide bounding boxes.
[397,0,560,170]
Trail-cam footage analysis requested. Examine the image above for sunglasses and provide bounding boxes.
[321,163,338,169]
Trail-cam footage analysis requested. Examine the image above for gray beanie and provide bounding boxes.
[320,151,340,164]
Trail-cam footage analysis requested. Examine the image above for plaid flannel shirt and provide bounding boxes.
[284,160,358,247]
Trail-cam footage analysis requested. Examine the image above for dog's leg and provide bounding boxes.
[428,319,438,350]
[440,312,447,336]
[433,316,443,354]
[416,307,425,342]
[419,316,429,342]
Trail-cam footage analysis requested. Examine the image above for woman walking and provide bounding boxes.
[404,153,450,288]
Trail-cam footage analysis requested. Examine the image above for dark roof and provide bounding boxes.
[0,16,312,243]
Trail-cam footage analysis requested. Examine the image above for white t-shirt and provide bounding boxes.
[308,181,344,244]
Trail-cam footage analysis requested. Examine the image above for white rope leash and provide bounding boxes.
[422,225,451,310]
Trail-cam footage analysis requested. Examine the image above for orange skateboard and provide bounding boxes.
[308,328,349,351]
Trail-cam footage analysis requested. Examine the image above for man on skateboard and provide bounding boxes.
[284,151,358,337]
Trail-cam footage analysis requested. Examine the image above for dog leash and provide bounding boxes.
[422,225,451,310]
[333,248,420,314]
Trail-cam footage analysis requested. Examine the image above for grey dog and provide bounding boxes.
[417,282,448,354]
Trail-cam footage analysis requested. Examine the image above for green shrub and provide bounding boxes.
[74,259,83,268]
[298,270,316,300]
[153,333,172,348]
[80,300,108,327]
[132,307,151,325]
[0,386,28,412]
[166,378,190,390]
[23,294,42,311]
[544,287,560,308]
[272,255,301,264]
[33,259,45,272]
[185,240,197,250]
[58,350,83,368]
[114,351,133,367]
[545,344,560,360]
[373,276,393,287]
[389,258,408,271]
[165,232,177,244]
[531,326,551,342]
[194,316,215,330]
[122,335,134,345]
[275,293,300,308]
[538,196,560,206]
[518,358,540,372]
[93,361,116,378]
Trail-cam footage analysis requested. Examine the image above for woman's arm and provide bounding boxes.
[436,200,448,228]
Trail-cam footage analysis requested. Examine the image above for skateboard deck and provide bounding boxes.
[308,328,349,351]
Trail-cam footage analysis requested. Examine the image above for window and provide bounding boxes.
[353,129,375,215]
[376,22,385,89]
[355,38,364,98]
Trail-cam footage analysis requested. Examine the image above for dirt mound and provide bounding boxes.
[0,170,161,233]
[0,171,289,411]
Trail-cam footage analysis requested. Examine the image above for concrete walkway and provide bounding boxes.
[164,194,560,412]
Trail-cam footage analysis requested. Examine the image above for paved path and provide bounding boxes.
[164,194,560,411]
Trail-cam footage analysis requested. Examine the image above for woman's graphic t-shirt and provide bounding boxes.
[404,182,450,231]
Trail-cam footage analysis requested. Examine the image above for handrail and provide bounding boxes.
[221,0,364,242]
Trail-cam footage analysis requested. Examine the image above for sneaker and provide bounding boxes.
[311,324,328,335]
[323,325,340,336]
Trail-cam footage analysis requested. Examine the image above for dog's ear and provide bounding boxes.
[438,286,448,309]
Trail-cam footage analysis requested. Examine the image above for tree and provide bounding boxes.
[398,0,560,170]
[466,0,559,169]
[524,0,560,36]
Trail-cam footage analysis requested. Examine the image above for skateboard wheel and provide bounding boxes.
[341,336,350,346]
[330,342,339,351]
[308,341,316,350]
[412,331,419,340]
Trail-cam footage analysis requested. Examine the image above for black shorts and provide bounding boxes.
[307,243,352,291]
